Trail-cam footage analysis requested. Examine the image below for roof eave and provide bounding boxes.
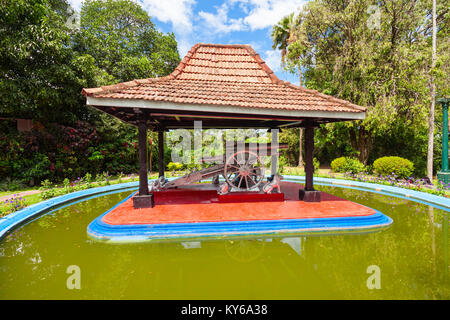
[86,96,366,121]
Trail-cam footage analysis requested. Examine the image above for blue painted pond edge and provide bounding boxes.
[283,176,450,212]
[86,190,393,242]
[1,176,448,241]
[0,181,139,240]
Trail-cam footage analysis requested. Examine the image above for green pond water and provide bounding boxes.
[0,185,449,300]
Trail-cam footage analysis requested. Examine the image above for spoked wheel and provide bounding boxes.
[224,150,265,191]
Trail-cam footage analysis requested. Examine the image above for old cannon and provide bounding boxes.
[150,142,287,194]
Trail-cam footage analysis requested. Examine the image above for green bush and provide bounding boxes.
[331,157,365,174]
[278,155,288,174]
[313,157,320,174]
[39,179,57,200]
[0,178,25,192]
[331,157,347,172]
[84,173,93,183]
[167,162,184,171]
[373,156,414,179]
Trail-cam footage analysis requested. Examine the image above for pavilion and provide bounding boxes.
[82,43,366,207]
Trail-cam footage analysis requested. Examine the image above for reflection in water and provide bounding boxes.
[181,242,202,249]
[429,207,436,259]
[225,239,266,263]
[0,187,449,299]
[281,237,302,256]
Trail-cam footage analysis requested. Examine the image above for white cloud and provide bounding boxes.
[197,0,305,35]
[247,41,263,52]
[241,0,304,30]
[140,0,196,35]
[66,0,83,11]
[198,3,245,34]
[140,0,197,56]
[177,38,195,57]
[262,49,281,72]
[263,49,302,85]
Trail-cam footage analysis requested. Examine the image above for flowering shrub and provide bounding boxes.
[0,194,27,216]
[343,172,449,196]
[0,120,141,185]
[373,156,414,179]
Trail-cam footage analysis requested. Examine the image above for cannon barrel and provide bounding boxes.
[202,142,288,163]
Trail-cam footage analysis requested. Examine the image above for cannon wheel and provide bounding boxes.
[224,150,265,191]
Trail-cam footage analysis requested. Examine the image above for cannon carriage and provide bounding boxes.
[151,142,287,194]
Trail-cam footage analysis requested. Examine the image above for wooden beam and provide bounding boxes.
[149,112,306,122]
[94,105,358,128]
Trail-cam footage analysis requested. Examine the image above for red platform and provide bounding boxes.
[102,182,375,226]
[152,184,284,205]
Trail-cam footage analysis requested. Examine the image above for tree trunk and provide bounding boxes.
[358,127,371,165]
[298,62,302,87]
[427,0,437,181]
[349,125,371,165]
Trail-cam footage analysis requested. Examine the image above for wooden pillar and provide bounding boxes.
[158,129,165,178]
[134,119,154,209]
[138,122,148,195]
[304,125,314,191]
[299,123,321,202]
[271,128,279,176]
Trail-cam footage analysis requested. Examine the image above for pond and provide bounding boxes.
[0,185,449,299]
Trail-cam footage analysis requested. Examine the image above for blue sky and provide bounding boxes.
[68,0,307,84]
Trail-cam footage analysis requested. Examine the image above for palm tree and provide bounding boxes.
[271,13,304,167]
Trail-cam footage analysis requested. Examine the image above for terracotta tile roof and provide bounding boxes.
[82,43,366,114]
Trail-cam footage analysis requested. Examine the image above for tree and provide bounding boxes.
[74,0,180,82]
[0,0,183,184]
[277,0,449,171]
[271,13,307,167]
[0,0,89,122]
